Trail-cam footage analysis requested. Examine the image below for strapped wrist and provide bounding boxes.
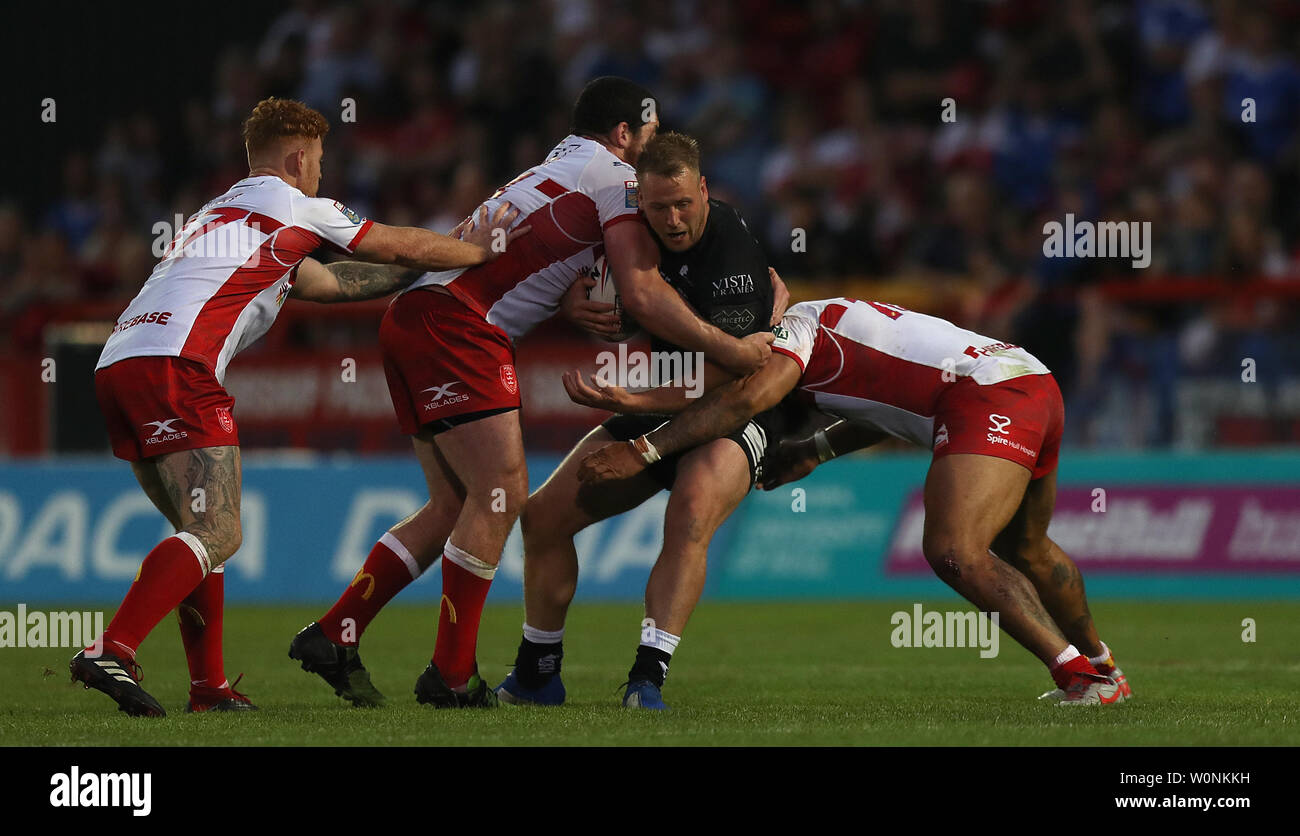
[632,434,661,464]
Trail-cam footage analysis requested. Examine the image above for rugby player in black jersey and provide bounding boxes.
[496,132,822,709]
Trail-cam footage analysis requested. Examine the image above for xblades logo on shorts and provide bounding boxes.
[421,381,469,411]
[143,419,188,445]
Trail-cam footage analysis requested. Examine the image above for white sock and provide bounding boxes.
[1051,644,1081,669]
[443,541,496,579]
[640,628,681,656]
[1088,642,1112,667]
[523,623,564,645]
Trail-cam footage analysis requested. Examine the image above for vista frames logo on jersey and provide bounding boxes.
[421,381,469,411]
[712,274,754,296]
[143,419,187,445]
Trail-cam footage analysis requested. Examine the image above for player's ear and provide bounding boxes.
[286,141,308,177]
[699,174,708,200]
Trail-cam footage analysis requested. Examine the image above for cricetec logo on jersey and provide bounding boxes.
[711,308,756,333]
[143,419,187,445]
[713,274,754,296]
[422,381,469,411]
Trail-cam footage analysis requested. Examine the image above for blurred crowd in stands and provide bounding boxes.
[4,0,1299,447]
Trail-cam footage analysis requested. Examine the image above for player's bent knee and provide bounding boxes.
[921,539,981,581]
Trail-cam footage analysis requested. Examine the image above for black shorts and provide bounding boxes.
[602,401,801,490]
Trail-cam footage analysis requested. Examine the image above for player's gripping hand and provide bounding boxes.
[758,437,821,491]
[578,442,647,484]
[769,267,790,326]
[722,331,775,377]
[563,370,633,412]
[452,201,530,260]
[560,276,623,338]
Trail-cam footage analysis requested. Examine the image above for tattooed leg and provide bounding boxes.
[992,471,1104,658]
[922,454,1068,664]
[153,445,244,567]
[131,459,184,531]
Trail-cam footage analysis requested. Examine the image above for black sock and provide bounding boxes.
[513,636,562,690]
[628,645,672,688]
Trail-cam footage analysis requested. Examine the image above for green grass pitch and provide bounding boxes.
[1,601,1296,746]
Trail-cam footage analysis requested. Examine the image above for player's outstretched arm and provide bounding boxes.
[352,203,527,272]
[562,360,733,414]
[577,354,802,484]
[290,257,422,303]
[603,221,773,375]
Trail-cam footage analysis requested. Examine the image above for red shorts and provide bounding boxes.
[95,356,239,462]
[930,373,1063,480]
[380,288,521,435]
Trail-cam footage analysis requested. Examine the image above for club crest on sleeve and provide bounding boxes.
[624,180,638,208]
[332,201,363,225]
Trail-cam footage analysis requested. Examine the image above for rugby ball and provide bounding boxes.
[587,254,639,341]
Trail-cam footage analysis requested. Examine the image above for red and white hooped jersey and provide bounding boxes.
[772,298,1051,447]
[96,175,373,383]
[406,135,642,340]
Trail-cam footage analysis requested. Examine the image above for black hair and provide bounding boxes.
[571,76,658,138]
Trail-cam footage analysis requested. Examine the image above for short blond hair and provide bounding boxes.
[637,132,702,180]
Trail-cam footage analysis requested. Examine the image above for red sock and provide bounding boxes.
[100,534,210,656]
[431,542,496,688]
[319,534,422,645]
[1050,652,1100,689]
[179,567,225,689]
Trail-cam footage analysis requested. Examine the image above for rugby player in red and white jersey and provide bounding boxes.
[289,77,775,709]
[577,298,1133,706]
[71,98,523,717]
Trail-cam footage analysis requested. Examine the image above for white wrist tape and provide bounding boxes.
[633,435,662,464]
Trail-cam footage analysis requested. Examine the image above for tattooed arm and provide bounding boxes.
[577,354,803,483]
[290,257,422,303]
